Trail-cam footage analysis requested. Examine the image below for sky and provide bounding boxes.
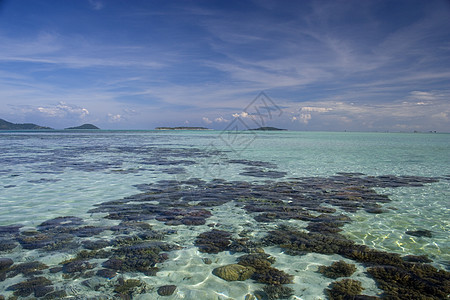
[0,0,449,131]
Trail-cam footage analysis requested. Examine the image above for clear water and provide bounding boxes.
[0,130,449,299]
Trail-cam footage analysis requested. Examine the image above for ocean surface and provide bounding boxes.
[0,130,449,299]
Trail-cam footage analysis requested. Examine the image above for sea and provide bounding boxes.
[0,130,449,299]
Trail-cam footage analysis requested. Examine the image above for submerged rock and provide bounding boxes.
[0,239,17,251]
[213,264,255,281]
[0,258,13,282]
[405,229,433,238]
[0,258,13,271]
[202,258,212,264]
[402,254,432,263]
[157,284,177,296]
[96,268,117,279]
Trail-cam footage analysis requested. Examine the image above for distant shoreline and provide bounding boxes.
[155,126,211,130]
[249,126,287,131]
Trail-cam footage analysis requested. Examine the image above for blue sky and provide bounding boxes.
[0,0,449,131]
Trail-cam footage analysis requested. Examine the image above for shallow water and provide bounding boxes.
[0,130,449,299]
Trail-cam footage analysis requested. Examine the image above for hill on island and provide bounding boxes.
[65,124,100,130]
[0,118,52,130]
[249,127,287,131]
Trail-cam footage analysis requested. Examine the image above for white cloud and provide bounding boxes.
[36,101,89,118]
[300,113,312,124]
[290,105,332,125]
[202,117,212,124]
[409,91,436,101]
[232,112,249,118]
[107,114,122,122]
[301,106,332,112]
[214,117,229,123]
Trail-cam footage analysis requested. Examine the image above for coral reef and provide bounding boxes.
[252,267,294,285]
[62,260,95,274]
[102,241,176,274]
[237,253,275,270]
[7,261,48,277]
[402,254,432,263]
[367,264,450,299]
[325,279,364,300]
[194,229,232,253]
[37,216,84,232]
[0,239,17,251]
[82,239,110,250]
[318,260,357,279]
[212,264,255,281]
[262,285,294,300]
[114,278,147,298]
[96,268,116,279]
[263,225,355,255]
[0,171,447,298]
[7,276,53,297]
[0,258,13,281]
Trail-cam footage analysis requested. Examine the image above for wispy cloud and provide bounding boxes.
[0,32,165,69]
[88,0,104,11]
[0,0,448,131]
[36,102,89,118]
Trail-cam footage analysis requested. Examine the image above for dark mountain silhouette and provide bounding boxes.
[65,124,100,130]
[0,118,52,130]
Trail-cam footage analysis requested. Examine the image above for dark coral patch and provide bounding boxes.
[194,229,232,254]
[262,285,294,300]
[263,225,355,255]
[7,261,48,277]
[37,216,84,232]
[157,284,177,296]
[318,260,357,279]
[237,253,275,270]
[325,279,364,300]
[367,264,450,299]
[7,276,53,297]
[405,229,433,238]
[102,242,178,274]
[251,267,294,285]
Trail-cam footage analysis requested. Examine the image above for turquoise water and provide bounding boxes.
[0,130,449,299]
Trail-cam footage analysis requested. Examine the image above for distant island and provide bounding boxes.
[249,127,287,131]
[0,118,52,130]
[65,124,100,130]
[155,126,210,130]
